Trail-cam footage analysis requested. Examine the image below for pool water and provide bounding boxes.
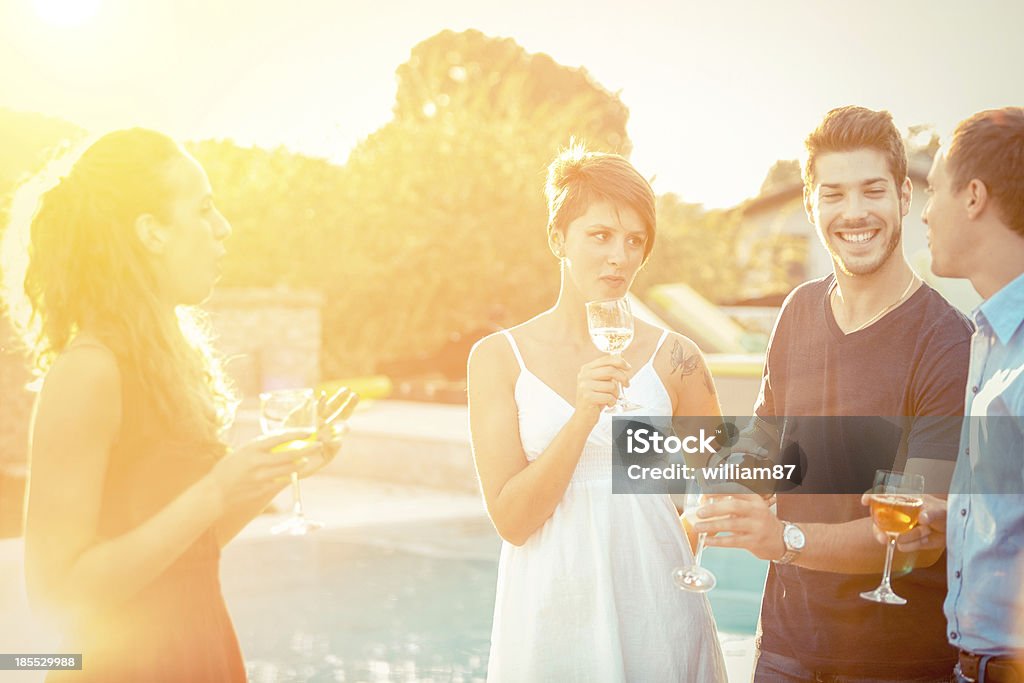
[703,547,769,634]
[222,518,766,682]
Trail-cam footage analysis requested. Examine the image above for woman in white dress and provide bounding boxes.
[468,145,727,682]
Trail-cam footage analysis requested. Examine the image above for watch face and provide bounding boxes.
[785,525,806,550]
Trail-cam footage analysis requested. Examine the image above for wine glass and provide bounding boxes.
[860,469,925,605]
[259,388,323,535]
[586,297,641,413]
[672,492,725,592]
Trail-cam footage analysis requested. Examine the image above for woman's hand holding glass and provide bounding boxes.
[207,429,322,511]
[574,354,632,421]
[257,387,357,534]
[301,387,357,478]
[585,297,642,413]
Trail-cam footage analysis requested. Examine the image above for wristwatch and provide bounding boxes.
[774,521,805,565]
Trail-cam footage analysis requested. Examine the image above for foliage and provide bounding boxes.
[0,108,85,193]
[237,29,635,377]
[907,124,941,159]
[634,194,745,303]
[0,110,85,470]
[394,29,630,154]
[0,31,753,383]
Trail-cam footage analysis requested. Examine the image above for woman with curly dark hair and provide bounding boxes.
[2,128,332,681]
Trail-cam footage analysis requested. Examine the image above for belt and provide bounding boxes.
[959,650,1024,683]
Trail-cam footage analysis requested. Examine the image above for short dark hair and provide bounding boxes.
[803,105,908,191]
[946,107,1024,237]
[545,143,656,259]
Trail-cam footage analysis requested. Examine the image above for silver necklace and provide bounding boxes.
[831,274,917,334]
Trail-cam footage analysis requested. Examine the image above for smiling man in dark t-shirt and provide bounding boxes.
[695,106,972,681]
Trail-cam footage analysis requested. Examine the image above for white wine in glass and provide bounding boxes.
[590,326,633,354]
[259,388,324,535]
[860,469,925,605]
[672,493,726,593]
[586,297,641,413]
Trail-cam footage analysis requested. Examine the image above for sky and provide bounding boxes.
[1,0,1021,208]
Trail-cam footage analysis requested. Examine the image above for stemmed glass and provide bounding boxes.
[860,469,925,605]
[586,297,641,413]
[259,388,323,535]
[672,492,726,592]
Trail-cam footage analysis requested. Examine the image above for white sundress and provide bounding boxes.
[485,329,727,683]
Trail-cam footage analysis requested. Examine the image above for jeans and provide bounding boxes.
[754,650,953,683]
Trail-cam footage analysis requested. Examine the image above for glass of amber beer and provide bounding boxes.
[860,469,925,605]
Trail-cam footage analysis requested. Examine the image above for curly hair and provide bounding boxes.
[1,128,235,448]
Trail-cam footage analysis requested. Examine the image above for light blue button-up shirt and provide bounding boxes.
[945,272,1024,655]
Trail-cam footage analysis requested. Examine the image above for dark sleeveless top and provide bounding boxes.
[49,342,246,682]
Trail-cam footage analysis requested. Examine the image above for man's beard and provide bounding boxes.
[824,216,902,277]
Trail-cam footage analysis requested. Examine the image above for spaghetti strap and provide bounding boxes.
[487,327,727,681]
[502,329,527,372]
[639,329,671,368]
[653,329,671,355]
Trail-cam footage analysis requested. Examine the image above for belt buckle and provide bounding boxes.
[957,667,978,682]
[957,655,980,683]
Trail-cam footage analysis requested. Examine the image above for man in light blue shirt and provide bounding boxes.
[901,107,1024,682]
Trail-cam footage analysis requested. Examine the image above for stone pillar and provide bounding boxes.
[203,287,324,399]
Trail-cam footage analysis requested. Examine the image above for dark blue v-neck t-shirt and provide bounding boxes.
[755,274,972,677]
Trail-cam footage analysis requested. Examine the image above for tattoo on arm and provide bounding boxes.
[670,340,715,395]
[670,340,700,377]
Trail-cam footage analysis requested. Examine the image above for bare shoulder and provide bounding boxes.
[469,312,552,368]
[467,329,518,386]
[36,341,122,440]
[43,341,120,397]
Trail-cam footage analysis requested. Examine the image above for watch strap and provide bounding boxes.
[774,521,803,565]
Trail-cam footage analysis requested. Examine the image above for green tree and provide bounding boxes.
[0,109,83,481]
[636,193,744,303]
[187,140,352,290]
[314,29,634,377]
[394,29,630,154]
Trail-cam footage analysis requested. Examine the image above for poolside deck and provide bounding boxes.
[231,399,480,492]
[0,399,758,680]
[247,476,757,680]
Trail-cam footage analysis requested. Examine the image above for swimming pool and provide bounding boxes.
[221,516,766,682]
